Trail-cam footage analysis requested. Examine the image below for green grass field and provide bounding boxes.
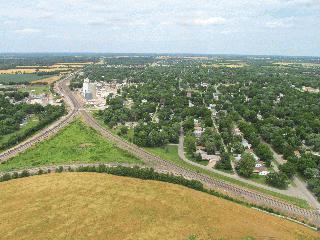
[0,116,39,151]
[145,145,310,209]
[0,120,142,172]
[18,85,50,94]
[0,74,51,84]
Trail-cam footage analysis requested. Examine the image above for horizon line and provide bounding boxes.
[0,52,320,58]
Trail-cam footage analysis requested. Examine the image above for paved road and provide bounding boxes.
[178,129,320,210]
[263,140,320,210]
[1,72,320,226]
[78,105,320,226]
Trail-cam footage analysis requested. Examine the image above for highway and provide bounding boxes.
[1,72,320,227]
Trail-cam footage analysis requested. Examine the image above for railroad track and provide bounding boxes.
[1,71,319,226]
[80,110,320,226]
[0,74,79,162]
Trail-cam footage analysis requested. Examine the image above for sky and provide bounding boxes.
[0,0,320,56]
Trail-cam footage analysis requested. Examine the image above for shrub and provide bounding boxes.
[19,170,30,178]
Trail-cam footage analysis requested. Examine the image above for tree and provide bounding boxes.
[232,141,245,154]
[205,141,215,154]
[204,116,213,127]
[215,152,232,171]
[118,125,129,136]
[236,152,255,178]
[297,153,317,177]
[183,117,194,133]
[255,144,274,167]
[303,168,319,179]
[185,135,196,154]
[266,172,288,189]
[279,162,296,179]
[193,152,203,162]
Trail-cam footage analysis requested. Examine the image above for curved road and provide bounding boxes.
[178,129,320,210]
[1,72,320,226]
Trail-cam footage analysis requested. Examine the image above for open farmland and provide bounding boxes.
[1,62,93,74]
[0,68,68,74]
[0,120,141,172]
[0,74,52,84]
[31,75,61,84]
[0,173,318,240]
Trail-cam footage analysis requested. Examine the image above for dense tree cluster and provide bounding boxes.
[236,152,256,178]
[0,95,65,150]
[215,152,232,171]
[84,56,320,193]
[266,172,289,189]
[133,122,180,147]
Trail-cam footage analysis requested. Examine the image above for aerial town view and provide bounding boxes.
[1,1,320,240]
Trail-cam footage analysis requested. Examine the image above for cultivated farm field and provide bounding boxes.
[31,75,61,84]
[0,173,318,240]
[0,74,52,84]
[0,62,93,75]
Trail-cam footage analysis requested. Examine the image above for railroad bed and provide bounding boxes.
[80,110,320,227]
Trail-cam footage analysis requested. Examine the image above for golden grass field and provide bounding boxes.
[202,63,248,68]
[0,173,319,240]
[0,68,69,74]
[0,62,93,74]
[273,62,320,68]
[31,75,61,84]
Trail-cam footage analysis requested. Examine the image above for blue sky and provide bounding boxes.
[1,0,320,56]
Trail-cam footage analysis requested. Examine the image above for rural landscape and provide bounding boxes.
[1,0,320,239]
[1,53,320,239]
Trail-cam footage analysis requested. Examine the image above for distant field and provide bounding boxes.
[0,68,69,74]
[0,173,318,240]
[273,62,320,68]
[31,75,60,84]
[18,85,50,94]
[202,63,248,68]
[0,120,141,172]
[0,74,51,84]
[1,62,93,74]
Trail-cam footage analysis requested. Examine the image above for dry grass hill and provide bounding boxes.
[0,173,319,240]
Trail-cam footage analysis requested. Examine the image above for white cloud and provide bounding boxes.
[220,29,239,35]
[191,17,226,26]
[0,0,319,55]
[14,28,41,34]
[178,17,226,27]
[265,19,292,28]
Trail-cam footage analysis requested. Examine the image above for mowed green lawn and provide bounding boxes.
[0,120,142,172]
[18,85,50,94]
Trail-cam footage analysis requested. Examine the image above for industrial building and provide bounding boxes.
[83,78,96,100]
